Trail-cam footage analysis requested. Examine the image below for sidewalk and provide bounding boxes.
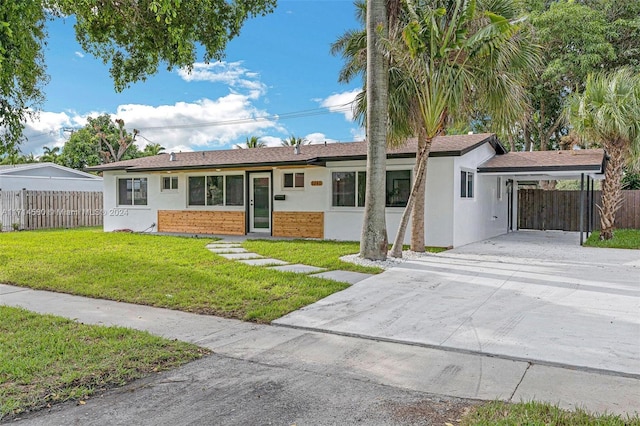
[2,283,638,418]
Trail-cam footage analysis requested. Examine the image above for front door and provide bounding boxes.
[250,173,271,233]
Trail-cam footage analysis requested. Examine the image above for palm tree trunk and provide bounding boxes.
[390,138,432,257]
[410,130,427,251]
[599,142,626,240]
[360,0,388,260]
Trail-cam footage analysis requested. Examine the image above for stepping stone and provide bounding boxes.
[208,247,248,253]
[206,243,242,249]
[268,264,325,274]
[219,253,263,260]
[309,270,374,285]
[239,258,289,266]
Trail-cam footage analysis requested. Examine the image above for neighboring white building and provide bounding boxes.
[88,134,605,248]
[0,163,103,192]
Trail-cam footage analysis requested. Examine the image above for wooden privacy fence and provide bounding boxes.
[0,190,103,231]
[518,189,640,231]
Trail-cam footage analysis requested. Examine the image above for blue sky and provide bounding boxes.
[23,0,364,155]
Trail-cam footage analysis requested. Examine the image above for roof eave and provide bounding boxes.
[477,164,604,174]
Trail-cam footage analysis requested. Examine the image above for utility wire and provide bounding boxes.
[135,101,355,131]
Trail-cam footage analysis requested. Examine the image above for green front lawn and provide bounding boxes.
[0,306,207,420]
[0,229,351,322]
[584,229,640,249]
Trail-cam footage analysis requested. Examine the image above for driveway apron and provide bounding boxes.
[274,231,640,377]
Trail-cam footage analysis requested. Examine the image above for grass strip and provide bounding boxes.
[0,306,207,420]
[462,401,640,425]
[0,228,347,322]
[584,229,640,249]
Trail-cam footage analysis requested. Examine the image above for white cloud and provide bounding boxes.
[304,132,337,145]
[350,127,365,142]
[259,136,284,148]
[74,51,84,58]
[319,89,361,121]
[178,61,267,96]
[116,94,283,152]
[18,91,285,155]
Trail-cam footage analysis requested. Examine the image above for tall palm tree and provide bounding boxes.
[360,0,391,260]
[334,1,426,252]
[565,68,640,240]
[280,135,307,147]
[236,136,266,149]
[387,0,539,257]
[334,0,538,256]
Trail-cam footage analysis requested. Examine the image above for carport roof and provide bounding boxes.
[477,149,606,176]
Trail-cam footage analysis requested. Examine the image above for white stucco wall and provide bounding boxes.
[323,157,456,247]
[452,144,509,247]
[102,170,247,232]
[272,167,327,212]
[101,142,509,247]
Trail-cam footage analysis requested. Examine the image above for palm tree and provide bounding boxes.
[359,0,393,260]
[142,143,165,156]
[335,1,426,252]
[334,0,538,256]
[40,146,60,163]
[280,135,307,147]
[238,136,266,149]
[386,0,539,257]
[565,68,640,240]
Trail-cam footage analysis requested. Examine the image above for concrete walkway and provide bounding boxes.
[1,281,638,418]
[207,239,374,285]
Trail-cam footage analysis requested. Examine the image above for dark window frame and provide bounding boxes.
[117,177,148,206]
[461,170,474,198]
[187,174,244,207]
[162,176,178,191]
[283,172,305,189]
[332,170,411,208]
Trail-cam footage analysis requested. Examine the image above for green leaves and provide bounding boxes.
[0,1,48,153]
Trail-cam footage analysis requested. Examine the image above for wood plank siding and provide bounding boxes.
[272,212,324,239]
[157,210,245,235]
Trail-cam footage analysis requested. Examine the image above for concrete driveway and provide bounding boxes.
[275,231,640,377]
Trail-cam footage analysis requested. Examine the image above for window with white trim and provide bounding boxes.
[460,170,474,198]
[497,176,503,200]
[188,175,244,206]
[118,177,147,206]
[162,176,178,191]
[283,172,305,189]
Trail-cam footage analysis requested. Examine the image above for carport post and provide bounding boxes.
[590,177,596,233]
[579,173,585,245]
[586,176,591,237]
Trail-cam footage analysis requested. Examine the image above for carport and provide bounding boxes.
[477,149,607,244]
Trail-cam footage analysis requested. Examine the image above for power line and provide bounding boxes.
[135,102,355,131]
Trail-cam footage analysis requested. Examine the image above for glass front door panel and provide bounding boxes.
[253,177,270,229]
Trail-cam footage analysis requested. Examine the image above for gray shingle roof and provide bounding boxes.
[478,149,606,173]
[87,133,500,172]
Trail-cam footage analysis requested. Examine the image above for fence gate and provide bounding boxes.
[518,189,640,231]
